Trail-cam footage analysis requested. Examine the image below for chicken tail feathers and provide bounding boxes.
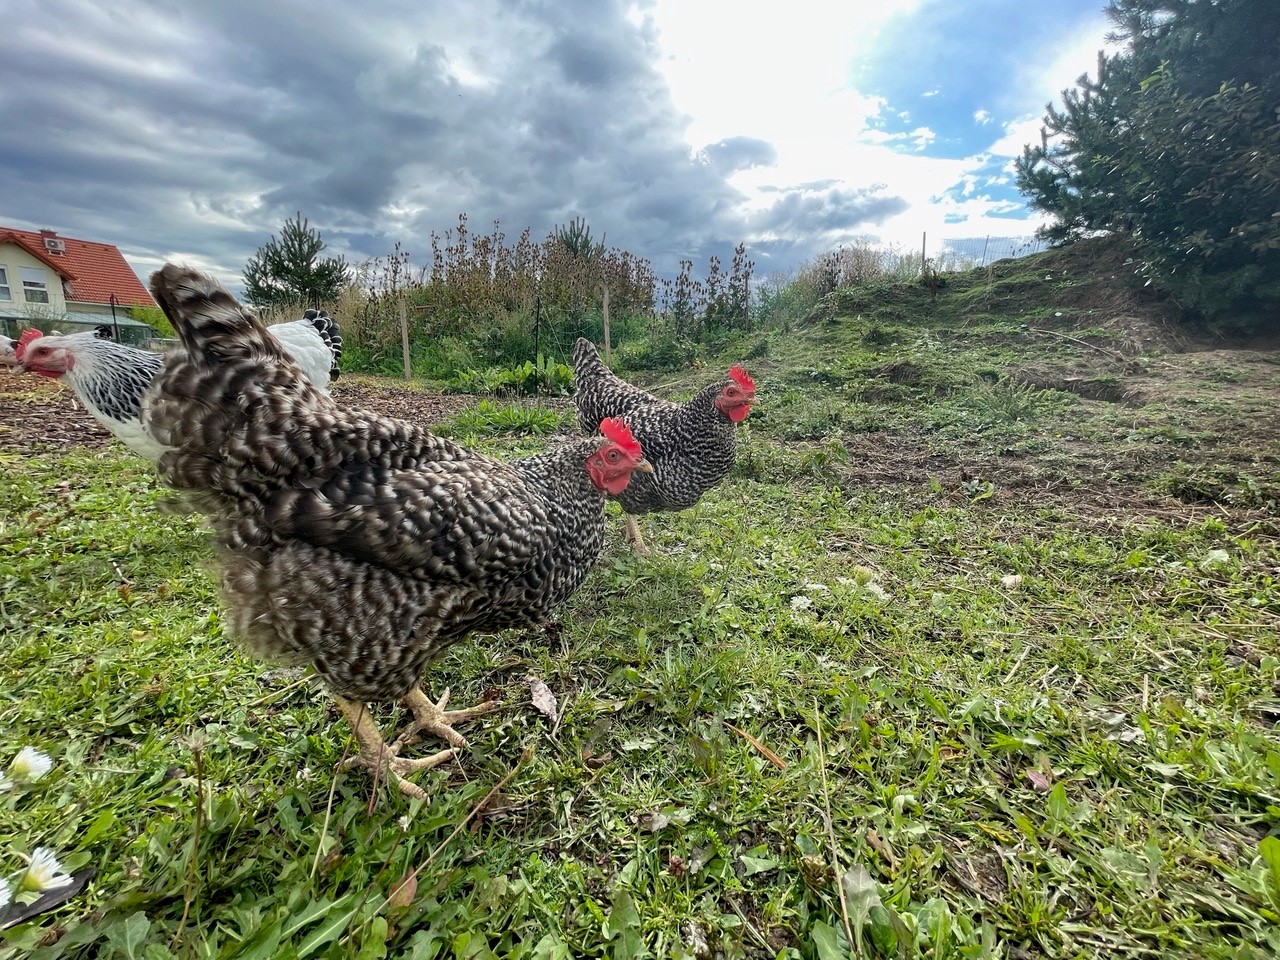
[149,265,285,370]
[302,308,343,379]
[145,265,334,498]
[572,337,608,378]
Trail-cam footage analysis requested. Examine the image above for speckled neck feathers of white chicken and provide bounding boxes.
[39,334,169,460]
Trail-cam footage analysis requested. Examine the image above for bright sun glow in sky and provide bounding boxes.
[644,0,1118,251]
[0,0,1126,285]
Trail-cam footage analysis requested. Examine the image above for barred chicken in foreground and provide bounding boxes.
[572,337,755,554]
[141,266,652,798]
[16,308,342,460]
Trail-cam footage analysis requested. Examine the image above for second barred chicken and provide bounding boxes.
[141,266,652,799]
[572,337,755,554]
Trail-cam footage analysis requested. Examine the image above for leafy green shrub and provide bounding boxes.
[339,343,404,377]
[436,400,572,437]
[446,355,573,396]
[959,376,1054,425]
[614,332,697,373]
[129,304,175,339]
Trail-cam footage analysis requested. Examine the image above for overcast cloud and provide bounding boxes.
[0,0,1113,291]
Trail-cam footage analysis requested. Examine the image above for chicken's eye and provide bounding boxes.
[607,449,620,462]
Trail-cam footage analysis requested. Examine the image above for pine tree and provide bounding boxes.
[553,216,605,262]
[242,212,350,308]
[1014,0,1280,330]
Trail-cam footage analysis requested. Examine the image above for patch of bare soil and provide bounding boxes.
[0,372,117,453]
[0,371,566,455]
[330,378,477,424]
[840,340,1280,526]
[837,430,1272,529]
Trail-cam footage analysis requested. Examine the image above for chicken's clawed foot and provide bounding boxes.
[334,696,457,800]
[624,514,653,556]
[393,686,501,751]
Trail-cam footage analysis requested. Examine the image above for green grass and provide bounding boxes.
[3,445,1277,958]
[2,240,1279,958]
[434,401,573,439]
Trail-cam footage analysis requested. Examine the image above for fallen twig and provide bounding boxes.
[171,740,205,951]
[814,699,855,951]
[723,720,788,770]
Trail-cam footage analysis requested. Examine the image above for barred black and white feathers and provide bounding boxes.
[20,331,168,458]
[571,337,755,518]
[269,308,343,382]
[571,336,679,426]
[141,265,648,705]
[17,307,344,460]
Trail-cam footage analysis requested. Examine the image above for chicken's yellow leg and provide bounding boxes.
[624,514,651,555]
[333,695,456,799]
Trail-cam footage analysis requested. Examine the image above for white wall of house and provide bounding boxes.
[0,242,69,316]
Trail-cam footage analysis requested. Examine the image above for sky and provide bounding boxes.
[0,0,1120,294]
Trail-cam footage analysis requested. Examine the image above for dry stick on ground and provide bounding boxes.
[312,738,354,881]
[723,720,787,770]
[813,699,855,950]
[171,741,205,951]
[248,674,312,709]
[1003,644,1033,686]
[1025,326,1136,364]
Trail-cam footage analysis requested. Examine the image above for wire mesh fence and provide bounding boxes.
[931,235,1047,273]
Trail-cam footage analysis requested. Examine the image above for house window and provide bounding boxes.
[21,267,49,304]
[0,267,10,301]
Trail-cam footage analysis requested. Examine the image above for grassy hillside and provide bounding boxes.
[1,242,1277,959]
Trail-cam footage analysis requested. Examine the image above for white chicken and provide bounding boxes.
[16,310,342,460]
[0,334,18,370]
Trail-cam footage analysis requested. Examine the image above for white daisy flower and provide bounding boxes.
[0,876,10,910]
[863,582,891,601]
[20,847,72,893]
[9,747,53,782]
[790,595,813,611]
[0,774,12,793]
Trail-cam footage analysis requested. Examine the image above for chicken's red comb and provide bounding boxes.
[15,328,44,361]
[729,364,755,393]
[600,417,642,459]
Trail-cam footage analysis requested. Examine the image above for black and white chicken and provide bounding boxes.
[139,265,653,798]
[572,337,756,553]
[17,309,343,460]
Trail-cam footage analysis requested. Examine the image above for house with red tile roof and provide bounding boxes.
[0,226,158,341]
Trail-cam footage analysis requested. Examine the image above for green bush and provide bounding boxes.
[445,355,574,396]
[1015,0,1280,333]
[435,400,572,437]
[129,304,175,339]
[613,331,697,373]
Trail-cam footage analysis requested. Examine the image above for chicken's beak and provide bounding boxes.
[634,458,655,474]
